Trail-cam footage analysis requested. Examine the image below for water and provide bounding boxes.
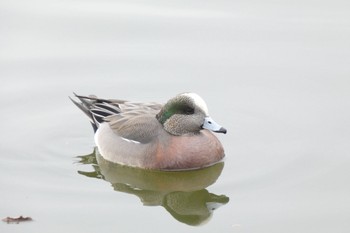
[1,0,350,232]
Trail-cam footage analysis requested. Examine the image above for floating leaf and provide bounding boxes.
[2,216,33,224]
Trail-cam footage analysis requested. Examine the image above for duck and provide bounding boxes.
[70,92,226,170]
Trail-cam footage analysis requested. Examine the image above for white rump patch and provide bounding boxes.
[121,137,141,144]
[182,93,209,115]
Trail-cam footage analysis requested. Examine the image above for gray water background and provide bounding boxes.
[1,0,350,232]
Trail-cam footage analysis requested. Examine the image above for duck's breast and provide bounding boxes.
[155,130,225,170]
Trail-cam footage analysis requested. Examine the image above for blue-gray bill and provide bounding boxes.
[202,116,227,134]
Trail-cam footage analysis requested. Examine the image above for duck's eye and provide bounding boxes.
[183,107,195,115]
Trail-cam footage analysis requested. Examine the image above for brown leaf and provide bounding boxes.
[2,216,33,224]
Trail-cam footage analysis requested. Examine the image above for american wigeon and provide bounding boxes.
[70,93,226,170]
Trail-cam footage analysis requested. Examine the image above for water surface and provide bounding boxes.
[1,0,350,232]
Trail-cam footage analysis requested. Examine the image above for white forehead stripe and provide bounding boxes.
[182,93,209,115]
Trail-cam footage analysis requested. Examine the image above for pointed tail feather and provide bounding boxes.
[69,93,98,132]
[70,93,122,132]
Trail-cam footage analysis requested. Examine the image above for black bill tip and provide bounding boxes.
[215,127,227,134]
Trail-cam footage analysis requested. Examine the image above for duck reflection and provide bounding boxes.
[77,148,229,226]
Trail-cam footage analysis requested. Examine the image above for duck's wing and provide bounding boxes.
[104,102,163,143]
[105,113,161,144]
[70,93,164,142]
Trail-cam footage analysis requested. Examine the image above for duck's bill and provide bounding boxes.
[202,116,227,134]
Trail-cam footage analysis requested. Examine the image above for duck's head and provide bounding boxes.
[156,93,227,136]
